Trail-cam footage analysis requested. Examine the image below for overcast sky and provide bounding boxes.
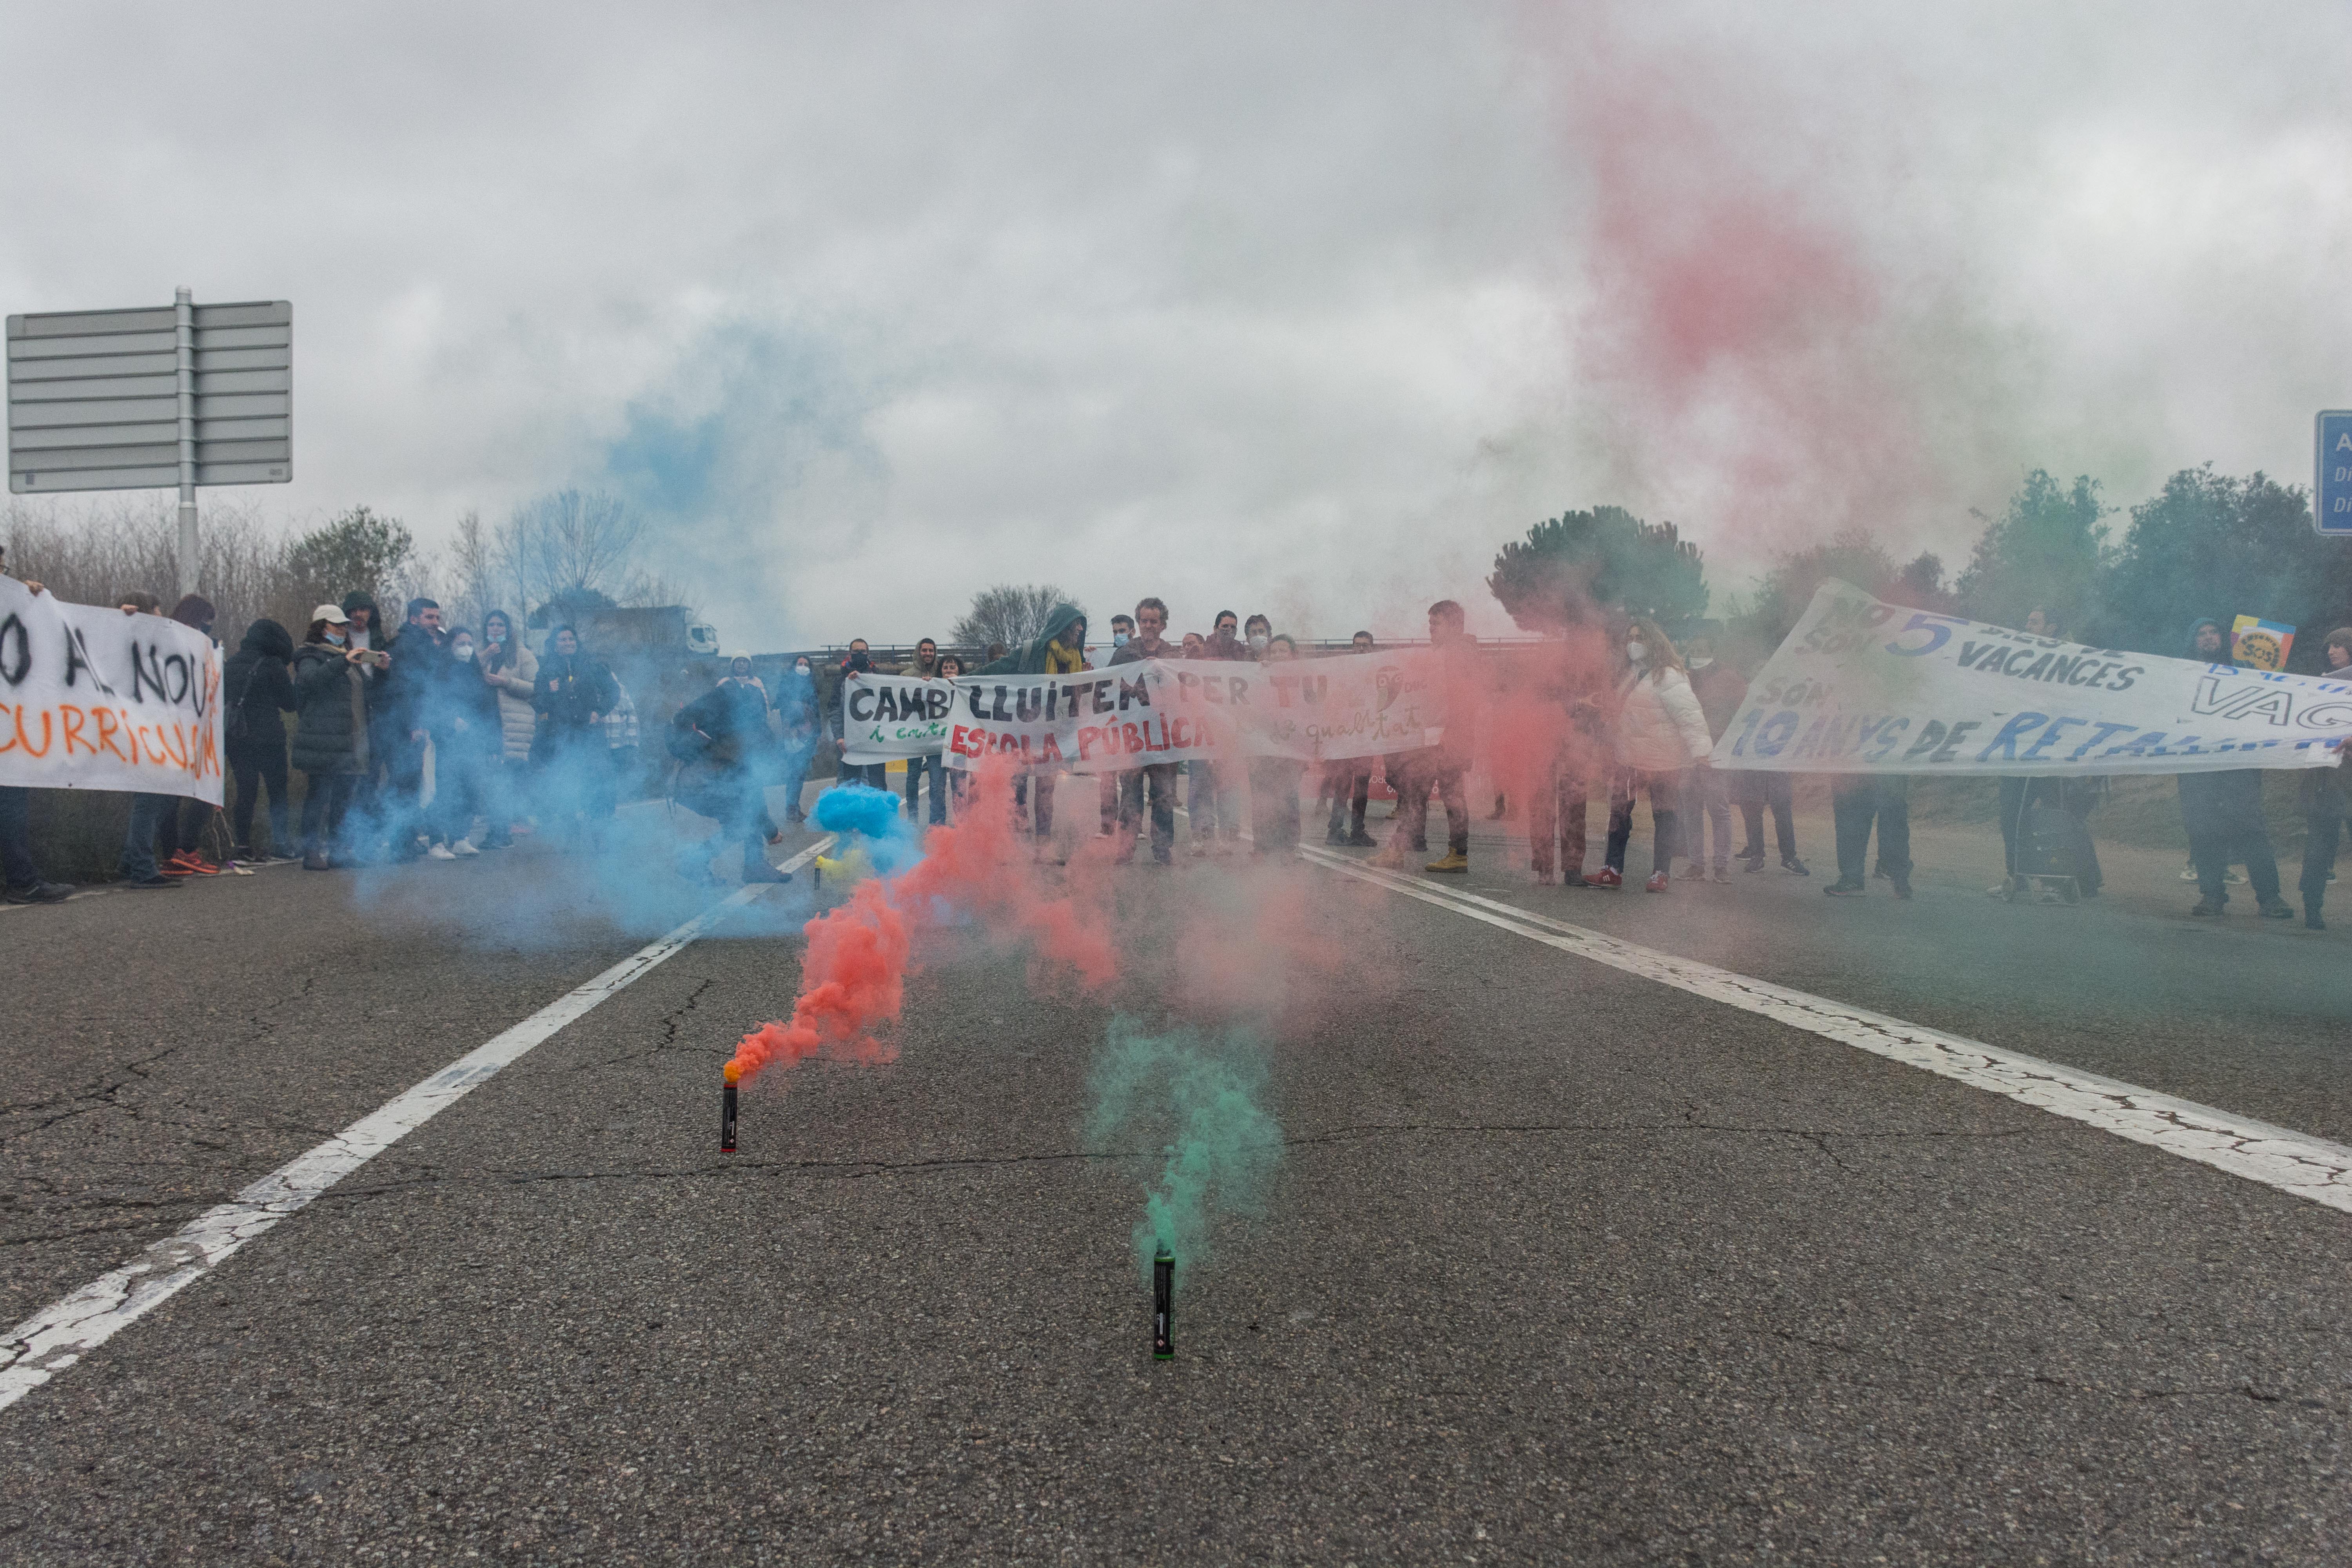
[5,1,2348,645]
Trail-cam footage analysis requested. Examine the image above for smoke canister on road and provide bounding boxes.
[721,1060,739,1153]
[1153,1248,1174,1360]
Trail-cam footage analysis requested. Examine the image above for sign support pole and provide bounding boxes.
[173,285,198,599]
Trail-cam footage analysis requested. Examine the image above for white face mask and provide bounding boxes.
[1688,656,1712,670]
[453,644,475,662]
[1113,632,1130,647]
[487,627,506,644]
[795,663,811,677]
[1248,632,1269,651]
[325,627,347,645]
[1626,641,1648,664]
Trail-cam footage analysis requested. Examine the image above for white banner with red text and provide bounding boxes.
[0,576,225,803]
[839,652,1444,774]
[1711,581,2350,776]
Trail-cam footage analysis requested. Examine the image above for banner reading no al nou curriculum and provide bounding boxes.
[0,575,224,804]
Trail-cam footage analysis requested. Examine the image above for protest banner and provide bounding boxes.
[838,671,958,764]
[0,575,224,803]
[1711,581,2350,777]
[842,652,1445,775]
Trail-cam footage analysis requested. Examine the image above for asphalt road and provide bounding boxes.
[3,793,2349,1564]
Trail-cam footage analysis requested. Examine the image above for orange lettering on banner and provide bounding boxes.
[0,703,12,756]
[60,706,89,757]
[96,708,136,763]
[197,723,220,780]
[11,705,53,758]
[151,722,188,771]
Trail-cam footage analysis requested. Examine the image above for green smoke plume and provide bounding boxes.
[1085,1014,1282,1284]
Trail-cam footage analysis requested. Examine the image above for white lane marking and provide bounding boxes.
[1299,845,2352,1215]
[0,836,834,1414]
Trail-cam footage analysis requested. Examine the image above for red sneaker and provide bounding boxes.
[170,852,222,875]
[1645,871,1669,893]
[1588,866,1623,889]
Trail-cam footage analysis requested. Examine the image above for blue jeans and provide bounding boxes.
[904,754,947,823]
[118,791,172,880]
[1,786,41,889]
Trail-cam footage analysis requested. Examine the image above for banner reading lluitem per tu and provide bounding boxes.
[0,575,224,804]
[840,649,1444,773]
[1711,581,2348,777]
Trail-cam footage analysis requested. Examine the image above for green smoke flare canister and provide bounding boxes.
[1152,1248,1174,1359]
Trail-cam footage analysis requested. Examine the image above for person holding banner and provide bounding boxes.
[977,602,1091,857]
[897,638,950,826]
[2297,628,2352,930]
[1679,630,1744,883]
[1109,599,1179,864]
[2177,618,2292,920]
[1594,617,1711,893]
[0,549,73,904]
[829,641,889,791]
[1374,601,1481,875]
[1186,612,1248,853]
[221,617,299,861]
[112,591,187,889]
[1249,634,1308,855]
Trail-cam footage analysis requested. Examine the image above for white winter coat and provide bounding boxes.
[1614,666,1713,772]
[483,644,540,762]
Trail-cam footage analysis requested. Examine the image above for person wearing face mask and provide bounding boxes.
[1592,617,1711,893]
[828,639,891,791]
[290,604,374,870]
[426,627,501,856]
[1677,630,1745,884]
[776,655,820,823]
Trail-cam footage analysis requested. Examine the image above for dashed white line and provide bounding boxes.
[1299,845,2352,1215]
[0,836,833,1415]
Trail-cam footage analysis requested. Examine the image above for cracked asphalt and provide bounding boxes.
[4,800,2351,1564]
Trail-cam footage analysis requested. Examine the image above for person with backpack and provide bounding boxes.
[671,667,790,884]
[221,618,299,860]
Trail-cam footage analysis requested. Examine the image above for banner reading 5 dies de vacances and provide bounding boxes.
[1711,581,2350,777]
[0,575,225,804]
[840,650,1445,774]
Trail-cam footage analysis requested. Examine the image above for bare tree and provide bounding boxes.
[497,489,662,621]
[445,508,502,633]
[951,583,1076,652]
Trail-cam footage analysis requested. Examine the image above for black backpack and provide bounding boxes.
[221,657,264,746]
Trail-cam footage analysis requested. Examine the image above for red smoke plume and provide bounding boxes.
[729,761,1117,1085]
[1546,24,1939,552]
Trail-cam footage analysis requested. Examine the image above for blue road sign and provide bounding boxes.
[2319,410,2352,534]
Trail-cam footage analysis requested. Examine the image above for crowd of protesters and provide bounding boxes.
[1,557,2345,931]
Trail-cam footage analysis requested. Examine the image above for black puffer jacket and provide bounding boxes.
[221,619,297,760]
[291,640,369,775]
